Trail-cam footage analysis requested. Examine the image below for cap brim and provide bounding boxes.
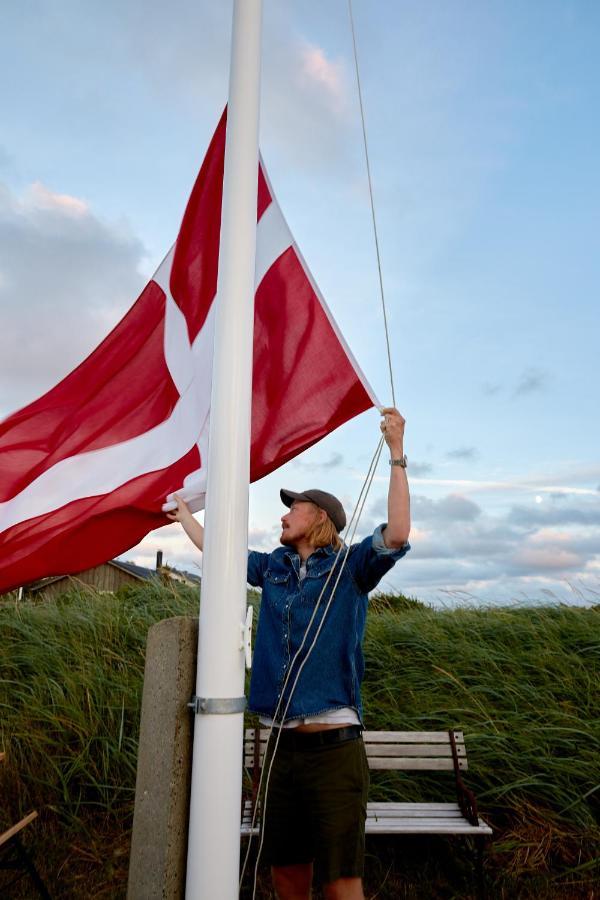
[280,489,307,509]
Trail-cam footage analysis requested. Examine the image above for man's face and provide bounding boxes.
[280,500,321,546]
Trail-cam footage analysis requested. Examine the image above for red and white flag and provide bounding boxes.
[0,111,377,593]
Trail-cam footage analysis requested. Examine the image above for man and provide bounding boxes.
[169,407,410,900]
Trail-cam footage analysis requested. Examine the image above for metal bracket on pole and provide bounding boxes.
[187,696,247,715]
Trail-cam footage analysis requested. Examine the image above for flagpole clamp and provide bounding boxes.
[188,696,247,715]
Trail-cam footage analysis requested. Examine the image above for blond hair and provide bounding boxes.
[305,507,343,550]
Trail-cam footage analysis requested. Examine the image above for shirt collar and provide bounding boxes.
[283,544,339,564]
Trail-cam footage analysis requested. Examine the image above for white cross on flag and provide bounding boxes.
[0,111,377,593]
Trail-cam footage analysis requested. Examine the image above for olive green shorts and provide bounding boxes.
[260,728,369,885]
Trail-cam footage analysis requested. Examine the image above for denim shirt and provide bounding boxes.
[247,525,410,723]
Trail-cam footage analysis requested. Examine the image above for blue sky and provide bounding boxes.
[1,1,599,605]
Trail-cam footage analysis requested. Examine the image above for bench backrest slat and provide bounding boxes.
[244,729,464,743]
[361,731,464,743]
[368,758,463,771]
[243,729,469,772]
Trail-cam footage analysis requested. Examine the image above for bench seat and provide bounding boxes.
[242,799,491,837]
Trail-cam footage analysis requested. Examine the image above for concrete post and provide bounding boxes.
[127,616,198,900]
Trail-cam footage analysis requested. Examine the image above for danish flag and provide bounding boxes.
[0,111,377,593]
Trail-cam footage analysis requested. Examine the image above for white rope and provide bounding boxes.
[348,0,396,408]
[241,435,386,897]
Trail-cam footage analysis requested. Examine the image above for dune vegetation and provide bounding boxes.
[1,584,598,898]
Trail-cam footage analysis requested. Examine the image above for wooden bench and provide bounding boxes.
[242,729,492,893]
[0,751,51,899]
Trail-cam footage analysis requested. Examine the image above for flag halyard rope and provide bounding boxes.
[348,0,397,408]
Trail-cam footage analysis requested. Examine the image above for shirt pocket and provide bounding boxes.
[302,560,338,605]
[264,569,290,586]
[263,569,291,613]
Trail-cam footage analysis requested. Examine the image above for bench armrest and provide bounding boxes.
[449,730,479,826]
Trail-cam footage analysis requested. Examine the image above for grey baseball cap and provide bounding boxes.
[280,488,346,533]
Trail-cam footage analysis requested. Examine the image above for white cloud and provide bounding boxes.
[509,496,600,527]
[119,1,353,174]
[123,522,203,576]
[248,525,281,552]
[25,181,88,217]
[358,485,600,604]
[0,180,146,416]
[511,546,583,572]
[298,42,347,112]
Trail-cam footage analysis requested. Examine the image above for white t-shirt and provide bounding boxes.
[259,706,360,729]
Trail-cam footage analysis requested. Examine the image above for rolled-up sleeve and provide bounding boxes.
[371,523,411,557]
[349,524,410,593]
[247,550,270,588]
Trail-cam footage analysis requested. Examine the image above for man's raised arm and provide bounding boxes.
[380,407,411,549]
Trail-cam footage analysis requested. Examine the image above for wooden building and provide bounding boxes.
[5,553,200,602]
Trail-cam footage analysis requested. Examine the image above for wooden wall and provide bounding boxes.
[29,564,147,600]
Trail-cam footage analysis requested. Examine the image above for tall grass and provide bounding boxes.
[0,584,196,821]
[362,597,600,888]
[1,586,598,897]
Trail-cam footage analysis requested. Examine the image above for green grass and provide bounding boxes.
[1,586,598,898]
[361,600,600,895]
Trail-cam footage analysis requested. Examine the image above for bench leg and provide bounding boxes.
[12,837,52,900]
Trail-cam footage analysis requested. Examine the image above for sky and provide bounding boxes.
[1,0,599,606]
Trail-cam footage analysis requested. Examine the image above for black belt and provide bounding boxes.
[270,724,362,750]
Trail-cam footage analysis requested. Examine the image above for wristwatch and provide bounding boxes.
[390,455,408,468]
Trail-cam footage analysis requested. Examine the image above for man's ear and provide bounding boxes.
[317,508,327,525]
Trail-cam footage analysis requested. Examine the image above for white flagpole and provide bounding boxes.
[185,1,263,898]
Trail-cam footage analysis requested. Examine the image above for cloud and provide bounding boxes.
[261,33,352,171]
[446,446,479,461]
[248,526,281,552]
[408,461,433,476]
[292,452,344,472]
[513,367,548,397]
[25,181,88,217]
[511,546,583,573]
[481,369,549,400]
[121,1,352,173]
[412,493,482,523]
[508,497,600,527]
[0,180,146,415]
[298,42,347,112]
[128,482,600,607]
[367,484,600,603]
[122,522,204,577]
